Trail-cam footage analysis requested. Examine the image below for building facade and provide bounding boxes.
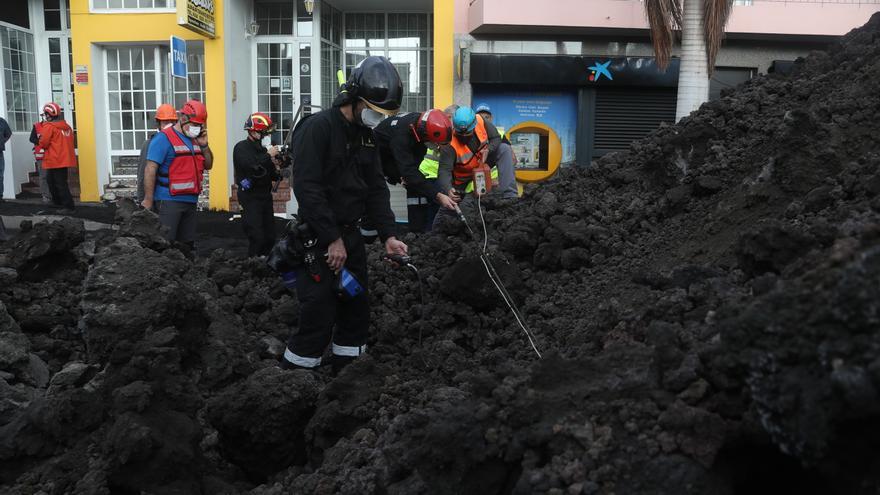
[455,0,880,170]
[0,0,877,211]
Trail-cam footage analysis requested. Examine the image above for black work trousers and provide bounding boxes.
[239,189,276,257]
[46,168,74,208]
[286,226,369,365]
[406,179,439,233]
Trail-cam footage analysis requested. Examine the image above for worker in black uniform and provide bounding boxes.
[373,109,458,233]
[233,112,281,257]
[280,56,408,374]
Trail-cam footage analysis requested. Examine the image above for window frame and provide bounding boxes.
[89,0,176,14]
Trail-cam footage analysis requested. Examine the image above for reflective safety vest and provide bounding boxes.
[449,115,489,187]
[418,147,439,179]
[496,126,506,139]
[157,127,205,196]
[33,122,45,160]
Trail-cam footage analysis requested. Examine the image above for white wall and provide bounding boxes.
[224,0,254,209]
[91,43,110,195]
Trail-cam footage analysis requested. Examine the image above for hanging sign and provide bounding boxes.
[171,36,187,79]
[177,0,215,38]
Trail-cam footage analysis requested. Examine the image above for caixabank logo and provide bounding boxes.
[588,60,613,82]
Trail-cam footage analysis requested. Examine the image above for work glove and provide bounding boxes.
[239,178,252,191]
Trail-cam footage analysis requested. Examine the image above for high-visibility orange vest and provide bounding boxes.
[449,115,489,187]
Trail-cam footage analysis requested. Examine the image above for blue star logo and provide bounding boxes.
[588,60,613,82]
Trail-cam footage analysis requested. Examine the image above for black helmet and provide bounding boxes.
[347,56,402,114]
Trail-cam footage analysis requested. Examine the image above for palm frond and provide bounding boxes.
[644,0,683,70]
[704,0,733,75]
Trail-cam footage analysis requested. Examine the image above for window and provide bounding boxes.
[106,47,159,176]
[320,1,343,108]
[44,0,63,31]
[49,38,65,105]
[91,0,175,10]
[0,3,30,29]
[1,27,39,132]
[170,44,206,108]
[343,13,433,113]
[255,0,294,36]
[710,67,756,100]
[257,43,295,144]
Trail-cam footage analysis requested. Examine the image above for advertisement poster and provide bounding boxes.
[471,89,577,165]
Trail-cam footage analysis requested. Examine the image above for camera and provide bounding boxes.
[266,216,316,274]
[278,144,292,168]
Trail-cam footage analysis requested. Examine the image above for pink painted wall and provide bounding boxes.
[455,0,470,34]
[465,0,880,37]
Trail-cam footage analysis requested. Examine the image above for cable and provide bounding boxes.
[477,194,488,252]
[464,195,542,359]
[479,254,542,358]
[408,263,426,348]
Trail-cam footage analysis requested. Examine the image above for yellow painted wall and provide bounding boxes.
[433,0,454,109]
[69,0,229,209]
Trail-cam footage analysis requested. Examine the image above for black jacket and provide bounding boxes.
[0,118,11,153]
[289,106,396,246]
[233,138,278,194]
[373,112,442,201]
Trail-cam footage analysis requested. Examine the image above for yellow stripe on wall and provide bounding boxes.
[433,0,454,110]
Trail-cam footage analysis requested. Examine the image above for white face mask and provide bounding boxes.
[360,108,385,129]
[261,135,272,147]
[185,125,202,138]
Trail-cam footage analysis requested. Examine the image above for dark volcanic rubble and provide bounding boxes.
[3,13,880,495]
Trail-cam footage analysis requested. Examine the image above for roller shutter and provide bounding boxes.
[593,88,676,156]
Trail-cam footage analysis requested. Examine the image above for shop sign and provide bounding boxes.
[470,54,680,88]
[74,65,89,86]
[177,0,215,38]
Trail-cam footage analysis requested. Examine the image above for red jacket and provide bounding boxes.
[39,120,77,169]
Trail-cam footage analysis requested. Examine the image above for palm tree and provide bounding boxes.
[644,0,734,121]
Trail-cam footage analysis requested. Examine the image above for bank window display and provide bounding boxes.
[91,0,175,10]
[344,13,432,113]
[0,26,39,131]
[256,43,295,144]
[471,89,577,182]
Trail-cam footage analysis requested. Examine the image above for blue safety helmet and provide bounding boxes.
[474,103,491,115]
[452,107,477,134]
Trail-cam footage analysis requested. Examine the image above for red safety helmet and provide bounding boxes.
[179,99,207,125]
[414,109,452,145]
[42,102,62,118]
[244,112,275,133]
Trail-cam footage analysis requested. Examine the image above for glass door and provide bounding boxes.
[256,41,297,145]
[105,46,161,178]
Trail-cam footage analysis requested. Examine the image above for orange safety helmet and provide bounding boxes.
[42,102,62,118]
[179,99,207,125]
[244,112,275,133]
[154,103,177,122]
